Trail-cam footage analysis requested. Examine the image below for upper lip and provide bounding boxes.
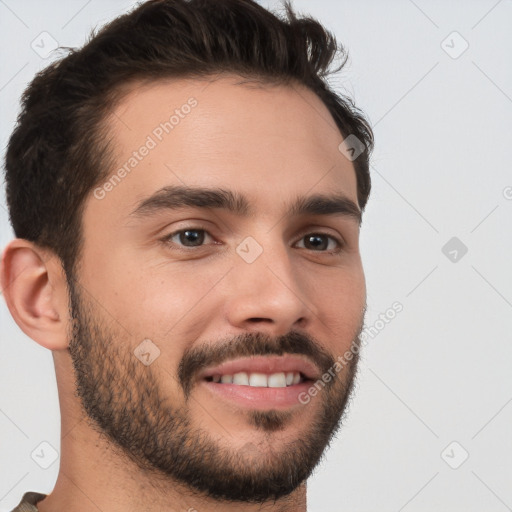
[197,354,321,381]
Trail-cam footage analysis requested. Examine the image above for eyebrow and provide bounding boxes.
[129,185,362,225]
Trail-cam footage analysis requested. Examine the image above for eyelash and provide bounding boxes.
[159,226,344,254]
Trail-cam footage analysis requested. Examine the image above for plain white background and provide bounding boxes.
[1,1,511,510]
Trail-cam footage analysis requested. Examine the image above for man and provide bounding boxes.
[1,0,373,510]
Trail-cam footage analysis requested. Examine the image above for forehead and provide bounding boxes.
[89,74,358,224]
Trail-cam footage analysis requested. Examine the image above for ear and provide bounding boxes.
[1,239,70,351]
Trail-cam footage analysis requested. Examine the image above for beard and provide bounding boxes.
[66,276,364,504]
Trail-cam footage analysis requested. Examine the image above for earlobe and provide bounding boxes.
[1,239,70,351]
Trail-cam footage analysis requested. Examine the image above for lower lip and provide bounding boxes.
[200,380,312,409]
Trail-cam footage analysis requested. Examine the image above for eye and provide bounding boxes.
[160,227,215,249]
[295,232,343,253]
[160,227,344,254]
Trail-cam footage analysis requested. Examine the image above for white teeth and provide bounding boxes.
[233,372,249,385]
[268,372,286,388]
[210,371,302,387]
[249,372,268,387]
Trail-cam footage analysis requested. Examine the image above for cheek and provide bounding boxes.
[106,258,230,345]
[315,267,366,345]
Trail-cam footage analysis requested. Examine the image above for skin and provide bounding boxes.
[1,74,367,512]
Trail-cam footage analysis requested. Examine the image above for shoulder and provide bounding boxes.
[9,492,47,512]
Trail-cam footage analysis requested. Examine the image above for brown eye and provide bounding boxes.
[296,233,342,252]
[161,227,214,249]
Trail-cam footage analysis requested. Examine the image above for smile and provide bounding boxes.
[197,355,319,409]
[205,371,304,387]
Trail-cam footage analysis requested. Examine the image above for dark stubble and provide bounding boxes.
[67,277,363,504]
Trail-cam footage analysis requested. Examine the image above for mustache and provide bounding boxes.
[178,330,336,398]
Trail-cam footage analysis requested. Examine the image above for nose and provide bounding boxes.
[223,238,316,337]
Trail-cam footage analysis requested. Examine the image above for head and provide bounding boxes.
[1,0,373,505]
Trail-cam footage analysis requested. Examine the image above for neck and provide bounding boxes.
[37,430,307,512]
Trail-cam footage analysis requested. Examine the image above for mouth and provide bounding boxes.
[197,355,320,409]
[205,371,305,387]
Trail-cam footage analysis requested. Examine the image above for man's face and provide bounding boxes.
[68,75,366,502]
